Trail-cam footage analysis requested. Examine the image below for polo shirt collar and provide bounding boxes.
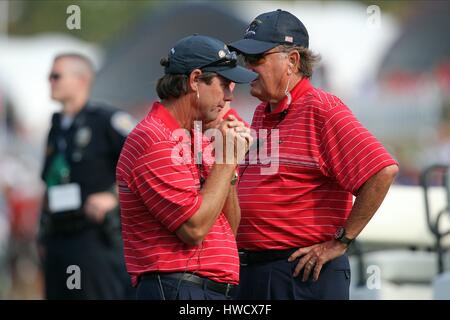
[150,101,181,132]
[265,77,313,114]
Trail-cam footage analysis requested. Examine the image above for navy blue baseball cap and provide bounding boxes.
[163,34,257,83]
[229,9,309,55]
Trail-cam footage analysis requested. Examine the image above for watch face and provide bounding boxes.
[335,227,344,239]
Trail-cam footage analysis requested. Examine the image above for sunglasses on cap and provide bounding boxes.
[199,51,238,70]
[243,50,284,66]
[48,72,62,81]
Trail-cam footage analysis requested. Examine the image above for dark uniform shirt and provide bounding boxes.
[39,101,135,241]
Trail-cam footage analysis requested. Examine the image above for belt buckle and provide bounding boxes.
[238,251,248,267]
[224,283,232,298]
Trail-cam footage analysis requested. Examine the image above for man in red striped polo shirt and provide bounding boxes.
[229,10,399,299]
[116,34,256,300]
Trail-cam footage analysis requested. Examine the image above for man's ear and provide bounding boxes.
[76,73,90,89]
[188,69,203,92]
[288,50,301,73]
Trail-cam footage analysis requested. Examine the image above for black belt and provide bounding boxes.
[239,248,298,266]
[140,273,235,297]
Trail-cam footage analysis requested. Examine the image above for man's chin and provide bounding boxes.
[51,92,65,100]
[250,88,266,102]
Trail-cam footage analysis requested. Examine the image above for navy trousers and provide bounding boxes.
[136,275,229,300]
[235,254,351,300]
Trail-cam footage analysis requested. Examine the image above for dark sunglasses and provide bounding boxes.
[199,51,238,70]
[48,73,62,81]
[244,50,284,66]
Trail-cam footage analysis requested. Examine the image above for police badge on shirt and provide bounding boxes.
[72,127,92,162]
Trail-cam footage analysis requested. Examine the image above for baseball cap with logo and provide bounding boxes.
[229,9,309,55]
[163,34,257,83]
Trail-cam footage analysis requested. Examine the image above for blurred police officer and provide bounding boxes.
[38,53,135,299]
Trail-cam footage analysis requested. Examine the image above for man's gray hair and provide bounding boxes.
[279,45,321,79]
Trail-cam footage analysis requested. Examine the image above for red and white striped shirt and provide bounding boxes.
[237,78,398,251]
[116,102,239,286]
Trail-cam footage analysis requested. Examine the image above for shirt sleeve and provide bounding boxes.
[41,113,59,182]
[319,103,398,195]
[128,141,202,232]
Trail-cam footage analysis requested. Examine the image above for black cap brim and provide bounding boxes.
[228,38,278,55]
[216,65,257,84]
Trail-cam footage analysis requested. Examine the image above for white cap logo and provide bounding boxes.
[245,19,262,38]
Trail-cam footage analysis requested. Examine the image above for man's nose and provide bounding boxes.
[224,88,234,102]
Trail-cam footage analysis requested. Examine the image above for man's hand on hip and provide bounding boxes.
[288,240,348,282]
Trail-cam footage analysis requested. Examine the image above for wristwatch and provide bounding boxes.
[230,171,239,185]
[334,227,354,246]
